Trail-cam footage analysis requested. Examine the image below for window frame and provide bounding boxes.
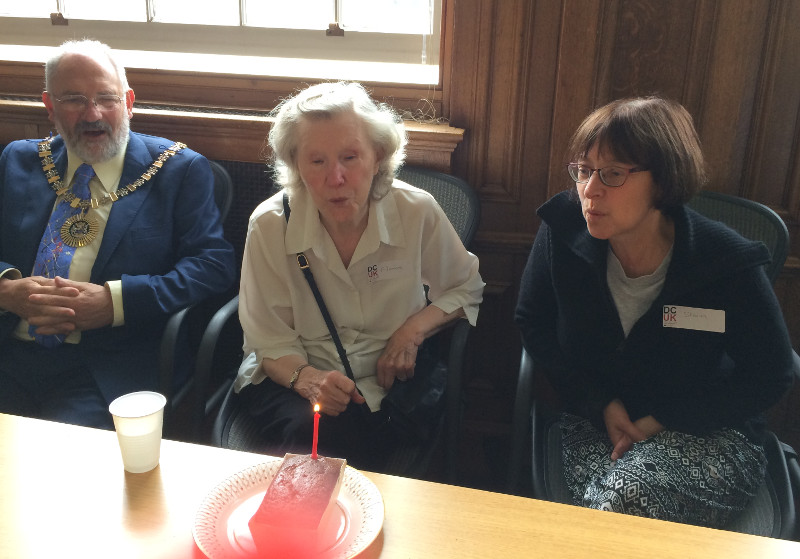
[0,0,458,168]
[0,0,442,83]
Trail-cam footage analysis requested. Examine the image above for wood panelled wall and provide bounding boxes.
[1,0,798,488]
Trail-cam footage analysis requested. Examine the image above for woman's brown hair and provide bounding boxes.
[567,97,707,214]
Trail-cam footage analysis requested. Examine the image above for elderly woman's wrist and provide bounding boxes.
[288,363,311,391]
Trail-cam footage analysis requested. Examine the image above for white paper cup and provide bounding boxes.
[109,391,167,473]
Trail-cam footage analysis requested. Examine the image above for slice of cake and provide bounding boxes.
[249,453,347,558]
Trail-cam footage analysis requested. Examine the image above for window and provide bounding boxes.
[0,0,441,84]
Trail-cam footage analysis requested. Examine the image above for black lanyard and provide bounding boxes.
[282,192,360,390]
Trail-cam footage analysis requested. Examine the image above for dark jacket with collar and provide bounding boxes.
[0,132,236,401]
[515,191,794,442]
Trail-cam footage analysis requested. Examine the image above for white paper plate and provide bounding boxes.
[193,460,384,558]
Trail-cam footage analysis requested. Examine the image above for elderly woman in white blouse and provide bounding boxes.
[234,82,484,469]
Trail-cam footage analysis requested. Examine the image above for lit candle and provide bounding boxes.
[312,403,320,459]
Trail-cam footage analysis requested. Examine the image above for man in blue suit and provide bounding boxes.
[0,39,236,429]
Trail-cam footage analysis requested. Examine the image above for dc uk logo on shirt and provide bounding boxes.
[368,264,379,281]
[663,305,678,323]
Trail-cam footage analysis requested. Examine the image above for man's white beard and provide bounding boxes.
[58,116,130,164]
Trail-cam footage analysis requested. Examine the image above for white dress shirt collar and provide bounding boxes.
[283,182,411,261]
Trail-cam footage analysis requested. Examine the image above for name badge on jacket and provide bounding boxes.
[663,305,725,333]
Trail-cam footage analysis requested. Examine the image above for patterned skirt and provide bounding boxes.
[560,413,766,528]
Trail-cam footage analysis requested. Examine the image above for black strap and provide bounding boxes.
[283,193,359,387]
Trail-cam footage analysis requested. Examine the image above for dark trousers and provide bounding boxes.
[0,338,113,429]
[238,378,397,472]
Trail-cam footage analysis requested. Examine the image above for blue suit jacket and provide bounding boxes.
[0,132,236,401]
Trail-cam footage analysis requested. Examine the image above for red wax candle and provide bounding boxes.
[312,403,320,459]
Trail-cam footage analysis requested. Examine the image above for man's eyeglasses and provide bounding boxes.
[566,163,647,187]
[54,94,124,112]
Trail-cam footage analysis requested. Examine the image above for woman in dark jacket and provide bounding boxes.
[515,96,794,528]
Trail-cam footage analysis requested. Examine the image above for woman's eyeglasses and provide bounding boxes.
[566,163,647,187]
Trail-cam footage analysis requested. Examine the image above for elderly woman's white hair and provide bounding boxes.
[268,82,407,200]
[45,39,130,93]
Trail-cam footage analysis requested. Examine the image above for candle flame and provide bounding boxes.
[314,403,320,413]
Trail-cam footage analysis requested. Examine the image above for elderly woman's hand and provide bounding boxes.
[376,325,425,390]
[294,367,365,416]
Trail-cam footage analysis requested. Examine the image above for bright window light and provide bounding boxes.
[62,0,145,22]
[244,0,333,30]
[0,0,441,83]
[150,0,239,26]
[341,0,433,34]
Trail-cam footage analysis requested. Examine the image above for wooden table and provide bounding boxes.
[0,413,797,558]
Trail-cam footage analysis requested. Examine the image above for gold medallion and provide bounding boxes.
[61,214,98,247]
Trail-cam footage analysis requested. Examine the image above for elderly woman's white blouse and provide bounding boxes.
[235,179,484,410]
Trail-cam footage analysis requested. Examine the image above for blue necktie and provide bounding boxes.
[29,163,95,347]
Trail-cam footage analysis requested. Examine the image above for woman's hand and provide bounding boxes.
[603,399,665,460]
[261,356,365,417]
[376,304,465,390]
[294,367,365,416]
[603,399,646,460]
[633,415,664,440]
[376,325,424,390]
